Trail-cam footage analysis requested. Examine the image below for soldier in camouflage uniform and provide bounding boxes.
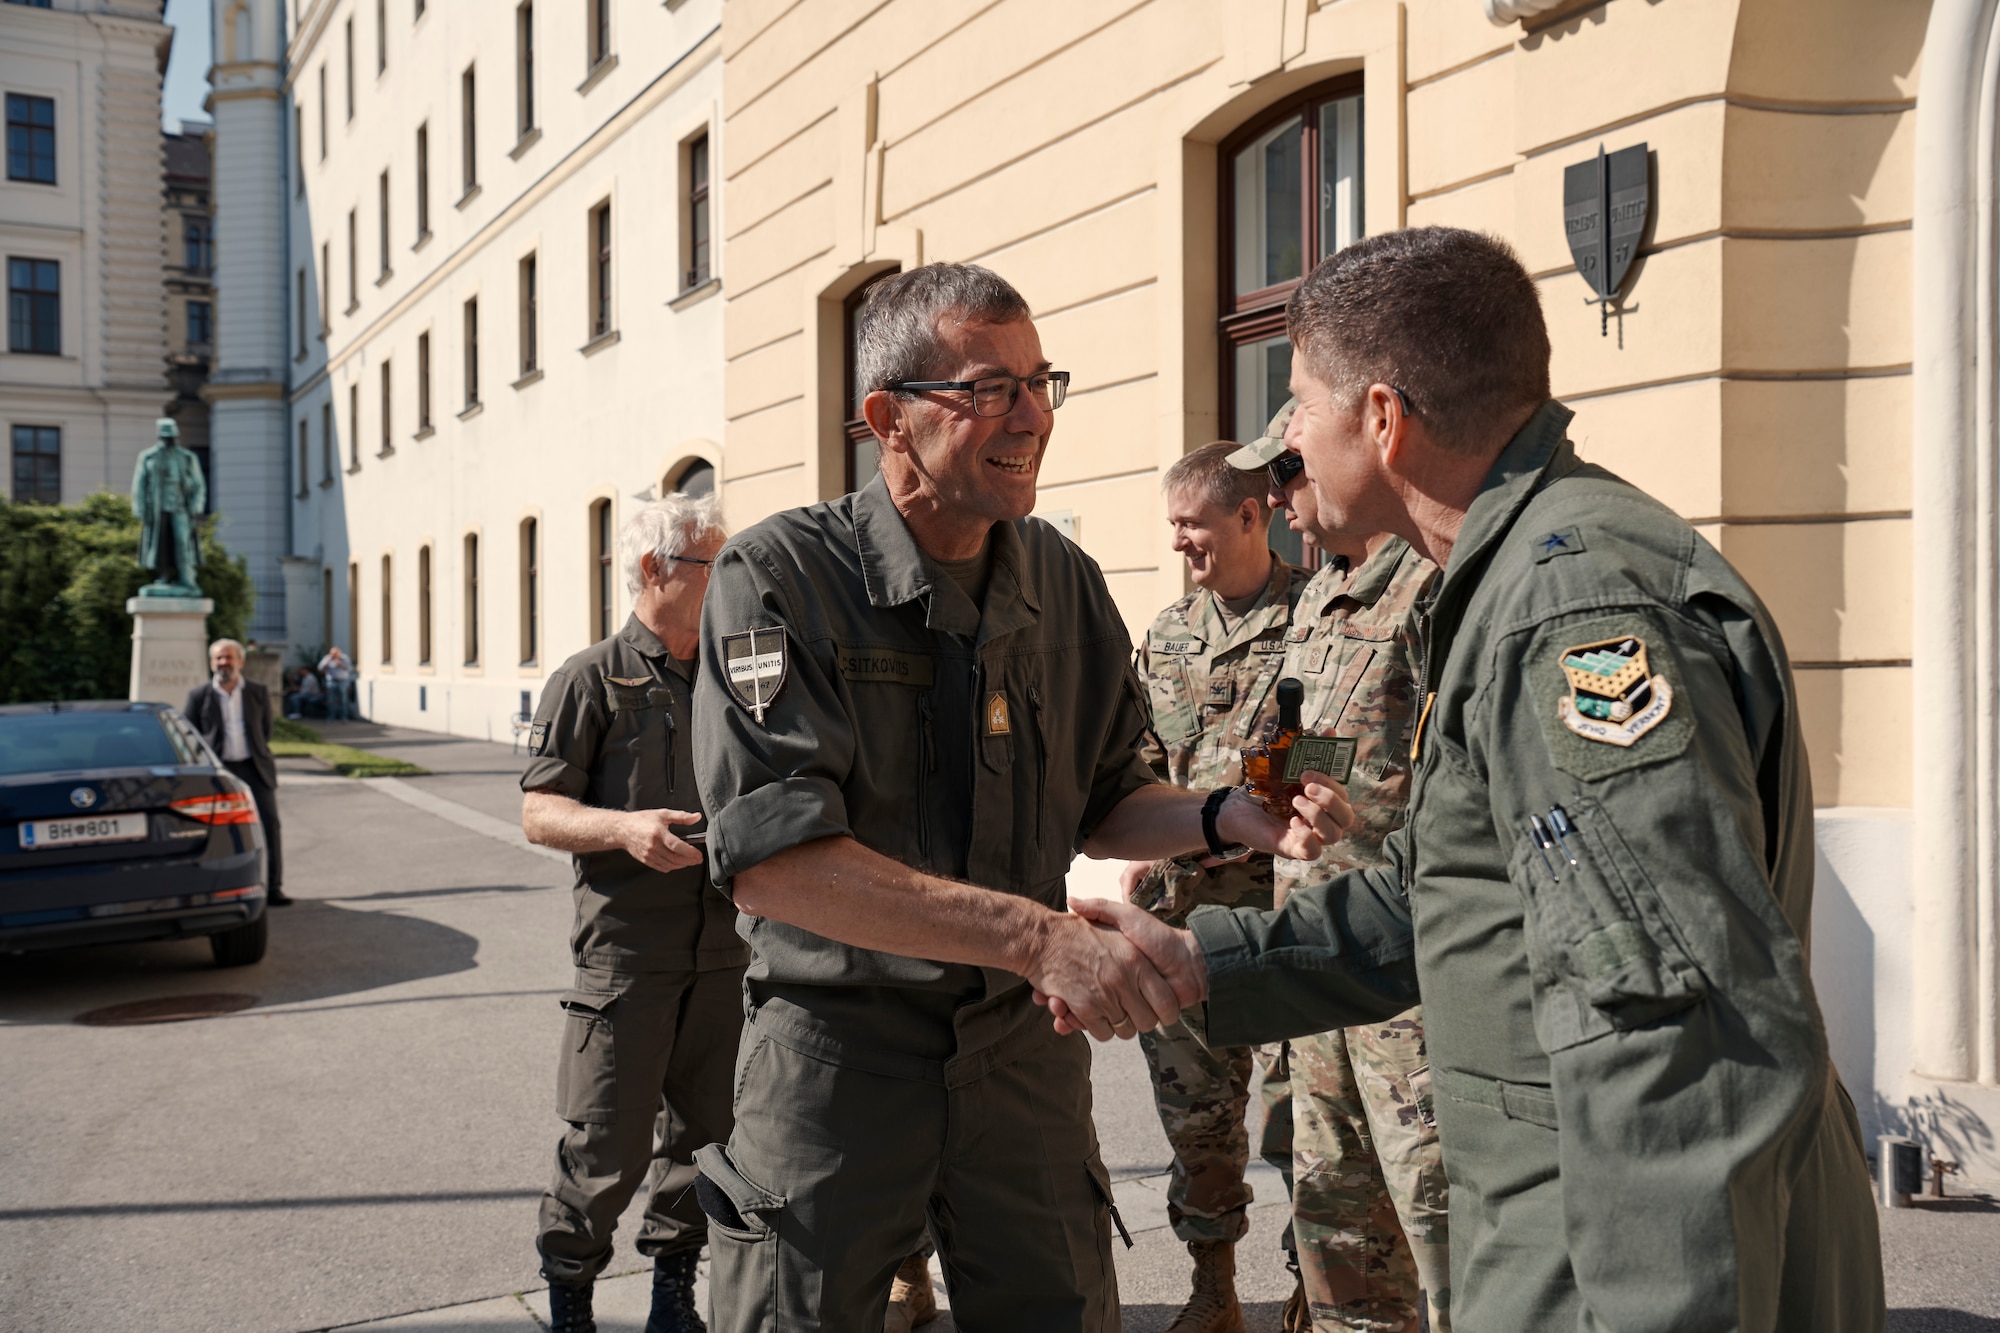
[1127,440,1313,1333]
[1231,403,1452,1332]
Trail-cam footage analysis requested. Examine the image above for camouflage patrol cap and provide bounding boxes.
[1225,398,1296,470]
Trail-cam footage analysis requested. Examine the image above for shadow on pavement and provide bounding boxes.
[1890,1313,2000,1332]
[1121,1302,1287,1332]
[0,897,481,1025]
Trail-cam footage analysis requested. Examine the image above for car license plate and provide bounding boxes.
[18,813,149,850]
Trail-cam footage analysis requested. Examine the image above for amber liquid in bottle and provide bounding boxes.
[1242,677,1306,819]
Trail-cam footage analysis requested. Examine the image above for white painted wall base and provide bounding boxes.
[1814,806,2000,1183]
[127,597,214,705]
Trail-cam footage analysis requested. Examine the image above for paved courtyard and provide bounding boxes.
[0,725,1994,1331]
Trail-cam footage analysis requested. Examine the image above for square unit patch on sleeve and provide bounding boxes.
[1532,614,1695,782]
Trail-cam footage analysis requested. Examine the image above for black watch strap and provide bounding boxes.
[1201,786,1235,858]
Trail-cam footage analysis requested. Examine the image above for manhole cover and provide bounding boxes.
[76,993,259,1026]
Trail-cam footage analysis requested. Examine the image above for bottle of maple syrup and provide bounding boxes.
[1242,678,1306,818]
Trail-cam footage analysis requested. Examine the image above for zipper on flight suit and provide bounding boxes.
[918,691,936,863]
[1027,682,1047,848]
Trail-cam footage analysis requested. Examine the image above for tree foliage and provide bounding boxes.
[0,494,254,704]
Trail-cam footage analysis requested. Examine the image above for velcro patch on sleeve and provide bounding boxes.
[1532,614,1694,781]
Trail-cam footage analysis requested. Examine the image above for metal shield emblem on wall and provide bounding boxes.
[1564,142,1650,334]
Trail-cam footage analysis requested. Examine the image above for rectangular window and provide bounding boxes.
[319,241,330,331]
[9,424,59,504]
[317,65,327,159]
[293,104,303,194]
[1220,80,1363,570]
[346,208,357,310]
[7,257,59,355]
[590,0,611,69]
[380,553,393,664]
[377,171,390,277]
[349,561,361,668]
[518,253,537,375]
[296,419,309,499]
[378,359,392,455]
[685,132,710,290]
[516,2,535,137]
[842,269,896,491]
[463,532,480,665]
[295,267,307,354]
[321,400,334,482]
[417,329,432,428]
[589,200,612,338]
[349,382,360,470]
[417,544,433,666]
[344,18,354,121]
[460,66,477,197]
[376,0,387,73]
[462,297,479,407]
[6,94,56,184]
[323,567,333,650]
[519,517,538,665]
[414,123,430,239]
[590,499,613,641]
[183,218,211,272]
[186,299,212,345]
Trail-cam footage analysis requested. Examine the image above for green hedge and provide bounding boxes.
[0,493,254,704]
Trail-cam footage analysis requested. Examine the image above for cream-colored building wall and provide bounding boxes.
[719,0,1926,809]
[285,0,724,741]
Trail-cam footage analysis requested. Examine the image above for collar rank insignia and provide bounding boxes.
[1534,527,1586,563]
[1557,635,1673,747]
[721,627,788,725]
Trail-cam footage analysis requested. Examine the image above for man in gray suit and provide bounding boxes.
[184,638,289,906]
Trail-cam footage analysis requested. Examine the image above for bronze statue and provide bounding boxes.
[131,417,206,596]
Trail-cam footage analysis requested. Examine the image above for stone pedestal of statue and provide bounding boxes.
[127,596,215,705]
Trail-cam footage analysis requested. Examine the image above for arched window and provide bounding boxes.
[417,544,434,666]
[518,517,539,666]
[844,269,898,493]
[1219,76,1364,567]
[589,498,613,641]
[673,458,714,498]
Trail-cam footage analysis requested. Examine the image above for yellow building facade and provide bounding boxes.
[715,0,2000,1173]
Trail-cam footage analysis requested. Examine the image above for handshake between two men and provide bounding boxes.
[1029,770,1352,1043]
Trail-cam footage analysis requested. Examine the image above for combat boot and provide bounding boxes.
[644,1248,705,1333]
[1164,1240,1246,1333]
[882,1252,939,1332]
[546,1279,596,1333]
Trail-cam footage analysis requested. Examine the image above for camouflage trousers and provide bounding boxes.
[1139,1021,1292,1245]
[1291,1008,1450,1333]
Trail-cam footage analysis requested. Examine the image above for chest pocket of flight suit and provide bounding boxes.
[1506,798,1708,1053]
[604,681,675,801]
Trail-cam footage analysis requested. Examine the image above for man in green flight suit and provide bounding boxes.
[1231,403,1451,1331]
[1065,227,1885,1331]
[688,263,1347,1333]
[1126,439,1312,1332]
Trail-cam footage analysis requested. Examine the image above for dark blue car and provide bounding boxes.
[0,701,268,966]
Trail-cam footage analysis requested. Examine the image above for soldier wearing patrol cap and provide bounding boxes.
[1066,226,1884,1330]
[520,493,745,1333]
[1123,438,1311,1333]
[688,262,1348,1333]
[1230,401,1452,1331]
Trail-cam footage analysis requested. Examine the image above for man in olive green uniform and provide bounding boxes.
[522,495,748,1333]
[1070,229,1884,1331]
[689,264,1346,1333]
[1231,405,1451,1332]
[1127,439,1312,1332]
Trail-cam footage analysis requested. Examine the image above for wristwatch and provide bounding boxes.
[1202,786,1251,861]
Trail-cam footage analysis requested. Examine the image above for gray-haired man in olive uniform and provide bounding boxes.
[522,493,747,1333]
[1068,228,1885,1331]
[689,263,1348,1333]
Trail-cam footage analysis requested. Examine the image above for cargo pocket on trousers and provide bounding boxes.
[1508,801,1707,1054]
[555,989,619,1125]
[693,1142,785,1326]
[1084,1156,1133,1251]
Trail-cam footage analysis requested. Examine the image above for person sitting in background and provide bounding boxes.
[285,668,324,720]
[318,646,354,722]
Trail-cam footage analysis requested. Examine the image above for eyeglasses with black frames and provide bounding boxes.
[887,370,1071,418]
[668,554,713,568]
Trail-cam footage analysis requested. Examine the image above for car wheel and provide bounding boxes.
[210,914,269,968]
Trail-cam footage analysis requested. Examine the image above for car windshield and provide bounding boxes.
[0,709,184,778]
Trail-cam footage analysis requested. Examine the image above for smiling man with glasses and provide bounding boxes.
[690,262,1347,1332]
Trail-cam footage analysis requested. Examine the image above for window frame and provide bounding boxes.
[378,358,393,456]
[589,497,614,642]
[463,531,480,666]
[380,552,394,665]
[516,1,536,140]
[6,93,57,186]
[9,423,60,504]
[349,560,362,668]
[321,400,334,483]
[417,328,433,430]
[589,199,613,339]
[589,0,612,72]
[186,299,212,346]
[460,66,478,200]
[683,131,711,292]
[377,170,391,279]
[344,17,355,121]
[462,297,480,409]
[348,382,361,472]
[296,418,310,499]
[414,122,430,241]
[518,252,538,376]
[417,543,433,667]
[842,268,898,493]
[7,256,60,356]
[518,516,539,666]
